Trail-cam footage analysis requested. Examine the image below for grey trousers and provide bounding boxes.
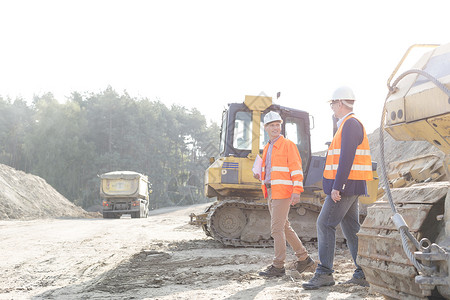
[315,194,365,279]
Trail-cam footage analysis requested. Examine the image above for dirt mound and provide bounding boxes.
[0,164,92,220]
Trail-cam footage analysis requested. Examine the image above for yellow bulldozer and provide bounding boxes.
[190,95,378,247]
[357,43,450,299]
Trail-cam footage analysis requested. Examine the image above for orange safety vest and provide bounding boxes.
[261,136,304,199]
[323,114,373,181]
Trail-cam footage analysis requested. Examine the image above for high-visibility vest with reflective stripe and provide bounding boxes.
[323,115,373,181]
[261,136,304,199]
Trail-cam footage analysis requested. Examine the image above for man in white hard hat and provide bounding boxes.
[255,111,315,277]
[303,87,373,289]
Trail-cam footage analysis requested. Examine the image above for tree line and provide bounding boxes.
[0,87,220,209]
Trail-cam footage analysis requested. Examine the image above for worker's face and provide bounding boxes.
[265,121,282,140]
[330,100,343,118]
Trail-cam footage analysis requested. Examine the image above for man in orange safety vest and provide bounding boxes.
[254,111,315,277]
[303,86,373,290]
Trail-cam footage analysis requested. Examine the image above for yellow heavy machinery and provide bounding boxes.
[358,43,450,299]
[191,95,378,247]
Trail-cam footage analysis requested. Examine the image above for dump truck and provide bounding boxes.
[190,95,379,247]
[357,43,450,299]
[100,171,151,218]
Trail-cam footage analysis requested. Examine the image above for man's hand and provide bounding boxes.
[291,193,300,206]
[253,173,260,180]
[331,189,341,203]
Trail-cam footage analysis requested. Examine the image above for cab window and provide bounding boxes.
[285,117,310,170]
[233,112,252,150]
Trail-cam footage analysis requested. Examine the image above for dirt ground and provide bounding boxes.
[0,203,384,300]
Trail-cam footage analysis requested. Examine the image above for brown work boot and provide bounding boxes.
[339,276,369,287]
[258,265,285,277]
[302,273,335,290]
[294,256,315,273]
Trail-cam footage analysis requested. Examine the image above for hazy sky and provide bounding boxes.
[1,0,449,151]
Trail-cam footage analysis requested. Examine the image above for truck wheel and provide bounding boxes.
[103,212,110,218]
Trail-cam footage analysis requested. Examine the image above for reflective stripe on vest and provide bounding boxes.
[323,115,373,181]
[324,164,373,171]
[271,179,304,187]
[327,149,371,156]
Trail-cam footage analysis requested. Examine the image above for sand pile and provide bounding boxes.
[0,164,91,220]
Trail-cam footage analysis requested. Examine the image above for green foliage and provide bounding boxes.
[0,88,219,209]
[0,97,34,171]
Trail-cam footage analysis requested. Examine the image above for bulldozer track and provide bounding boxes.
[206,199,324,247]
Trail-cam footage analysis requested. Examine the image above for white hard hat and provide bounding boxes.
[263,111,283,125]
[330,86,356,101]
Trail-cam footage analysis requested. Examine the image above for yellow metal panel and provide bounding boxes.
[359,171,379,204]
[385,118,448,144]
[386,117,450,154]
[250,110,262,158]
[426,114,450,154]
[205,161,222,185]
[207,183,262,197]
[220,183,260,190]
[241,156,261,184]
[205,155,263,197]
[385,122,417,141]
[385,94,406,125]
[405,78,450,122]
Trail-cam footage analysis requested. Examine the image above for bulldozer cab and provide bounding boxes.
[218,101,312,174]
[204,95,313,200]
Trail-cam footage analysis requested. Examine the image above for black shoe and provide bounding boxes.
[258,265,285,277]
[302,273,335,290]
[294,256,315,273]
[339,277,369,287]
